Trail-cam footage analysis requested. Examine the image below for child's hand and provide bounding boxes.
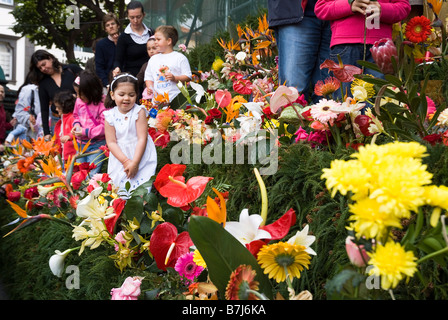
[60,135,71,143]
[71,125,82,137]
[351,0,371,15]
[29,115,36,126]
[10,118,17,127]
[123,159,139,179]
[366,2,381,22]
[165,72,176,82]
[146,86,153,95]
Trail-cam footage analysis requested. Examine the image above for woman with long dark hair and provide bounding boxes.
[29,49,82,140]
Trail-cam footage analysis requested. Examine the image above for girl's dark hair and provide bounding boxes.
[78,70,104,105]
[53,90,76,114]
[126,1,145,14]
[29,49,62,83]
[104,73,139,108]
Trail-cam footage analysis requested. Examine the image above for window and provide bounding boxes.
[0,41,14,81]
[0,0,14,6]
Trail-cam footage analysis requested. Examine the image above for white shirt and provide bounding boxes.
[144,51,192,102]
[124,23,151,44]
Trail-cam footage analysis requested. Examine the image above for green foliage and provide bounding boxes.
[189,216,273,299]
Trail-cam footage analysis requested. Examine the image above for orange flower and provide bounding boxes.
[17,154,37,173]
[225,265,260,300]
[32,137,59,157]
[314,77,341,97]
[156,108,175,132]
[427,0,442,16]
[405,16,432,43]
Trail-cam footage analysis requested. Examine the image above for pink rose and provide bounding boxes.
[110,276,143,300]
[345,236,370,267]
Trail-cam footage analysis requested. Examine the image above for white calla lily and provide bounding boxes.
[189,81,206,104]
[49,248,78,277]
[224,209,271,245]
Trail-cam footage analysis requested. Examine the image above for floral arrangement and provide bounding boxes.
[1,9,448,301]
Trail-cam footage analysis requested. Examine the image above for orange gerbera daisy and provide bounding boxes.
[314,77,341,97]
[405,16,432,43]
[225,265,260,300]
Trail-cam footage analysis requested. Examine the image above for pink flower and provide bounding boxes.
[294,127,309,143]
[178,44,187,52]
[110,276,143,300]
[309,99,340,124]
[426,96,436,120]
[269,86,299,113]
[174,252,204,284]
[345,236,370,267]
[114,230,127,251]
[370,38,398,75]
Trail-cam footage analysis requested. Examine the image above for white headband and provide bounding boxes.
[110,73,138,90]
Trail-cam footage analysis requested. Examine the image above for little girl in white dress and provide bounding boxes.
[104,73,157,195]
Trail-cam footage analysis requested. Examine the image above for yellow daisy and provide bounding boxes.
[257,242,311,283]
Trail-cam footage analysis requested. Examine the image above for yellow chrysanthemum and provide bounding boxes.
[423,185,448,227]
[321,159,371,198]
[257,242,310,283]
[193,249,207,268]
[349,197,403,239]
[368,241,418,290]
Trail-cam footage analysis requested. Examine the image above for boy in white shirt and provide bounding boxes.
[144,25,192,109]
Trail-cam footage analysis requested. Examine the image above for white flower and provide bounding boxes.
[437,108,448,126]
[49,248,76,277]
[235,51,247,62]
[38,185,58,197]
[207,78,220,91]
[76,187,109,219]
[287,224,317,255]
[224,209,271,245]
[189,81,205,104]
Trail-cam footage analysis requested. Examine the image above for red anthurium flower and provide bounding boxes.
[215,89,232,108]
[154,164,213,207]
[233,78,253,95]
[105,198,127,234]
[149,222,193,271]
[260,208,297,241]
[320,59,362,83]
[246,208,297,258]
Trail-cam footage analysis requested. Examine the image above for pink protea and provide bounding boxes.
[370,38,398,75]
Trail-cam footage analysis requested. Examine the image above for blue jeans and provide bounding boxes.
[275,16,332,103]
[76,139,106,175]
[330,44,385,101]
[6,124,28,143]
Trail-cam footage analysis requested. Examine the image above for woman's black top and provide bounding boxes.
[113,32,152,77]
[38,64,82,136]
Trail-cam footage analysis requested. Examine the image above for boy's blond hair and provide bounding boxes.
[155,25,178,46]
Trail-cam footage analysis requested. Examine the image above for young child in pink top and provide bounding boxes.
[314,0,410,97]
[71,71,107,174]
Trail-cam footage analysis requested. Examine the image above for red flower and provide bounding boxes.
[233,78,253,95]
[149,222,193,271]
[423,133,442,146]
[148,128,170,148]
[154,164,213,207]
[105,198,127,234]
[215,89,232,108]
[7,191,21,202]
[405,16,432,43]
[208,108,222,119]
[204,115,214,125]
[99,145,110,157]
[71,170,88,190]
[23,186,38,200]
[320,59,362,83]
[354,115,374,136]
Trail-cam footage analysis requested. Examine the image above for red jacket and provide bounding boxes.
[0,104,13,143]
[54,112,76,162]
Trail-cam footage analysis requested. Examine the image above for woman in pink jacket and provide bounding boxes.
[72,71,107,174]
[314,0,410,97]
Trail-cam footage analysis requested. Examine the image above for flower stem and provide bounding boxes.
[246,289,269,300]
[416,246,448,264]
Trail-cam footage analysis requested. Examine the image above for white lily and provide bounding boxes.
[76,187,108,219]
[49,248,78,277]
[189,81,206,104]
[37,185,58,197]
[287,224,317,255]
[224,209,271,245]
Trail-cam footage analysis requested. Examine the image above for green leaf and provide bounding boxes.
[384,74,404,88]
[122,196,144,223]
[189,215,273,299]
